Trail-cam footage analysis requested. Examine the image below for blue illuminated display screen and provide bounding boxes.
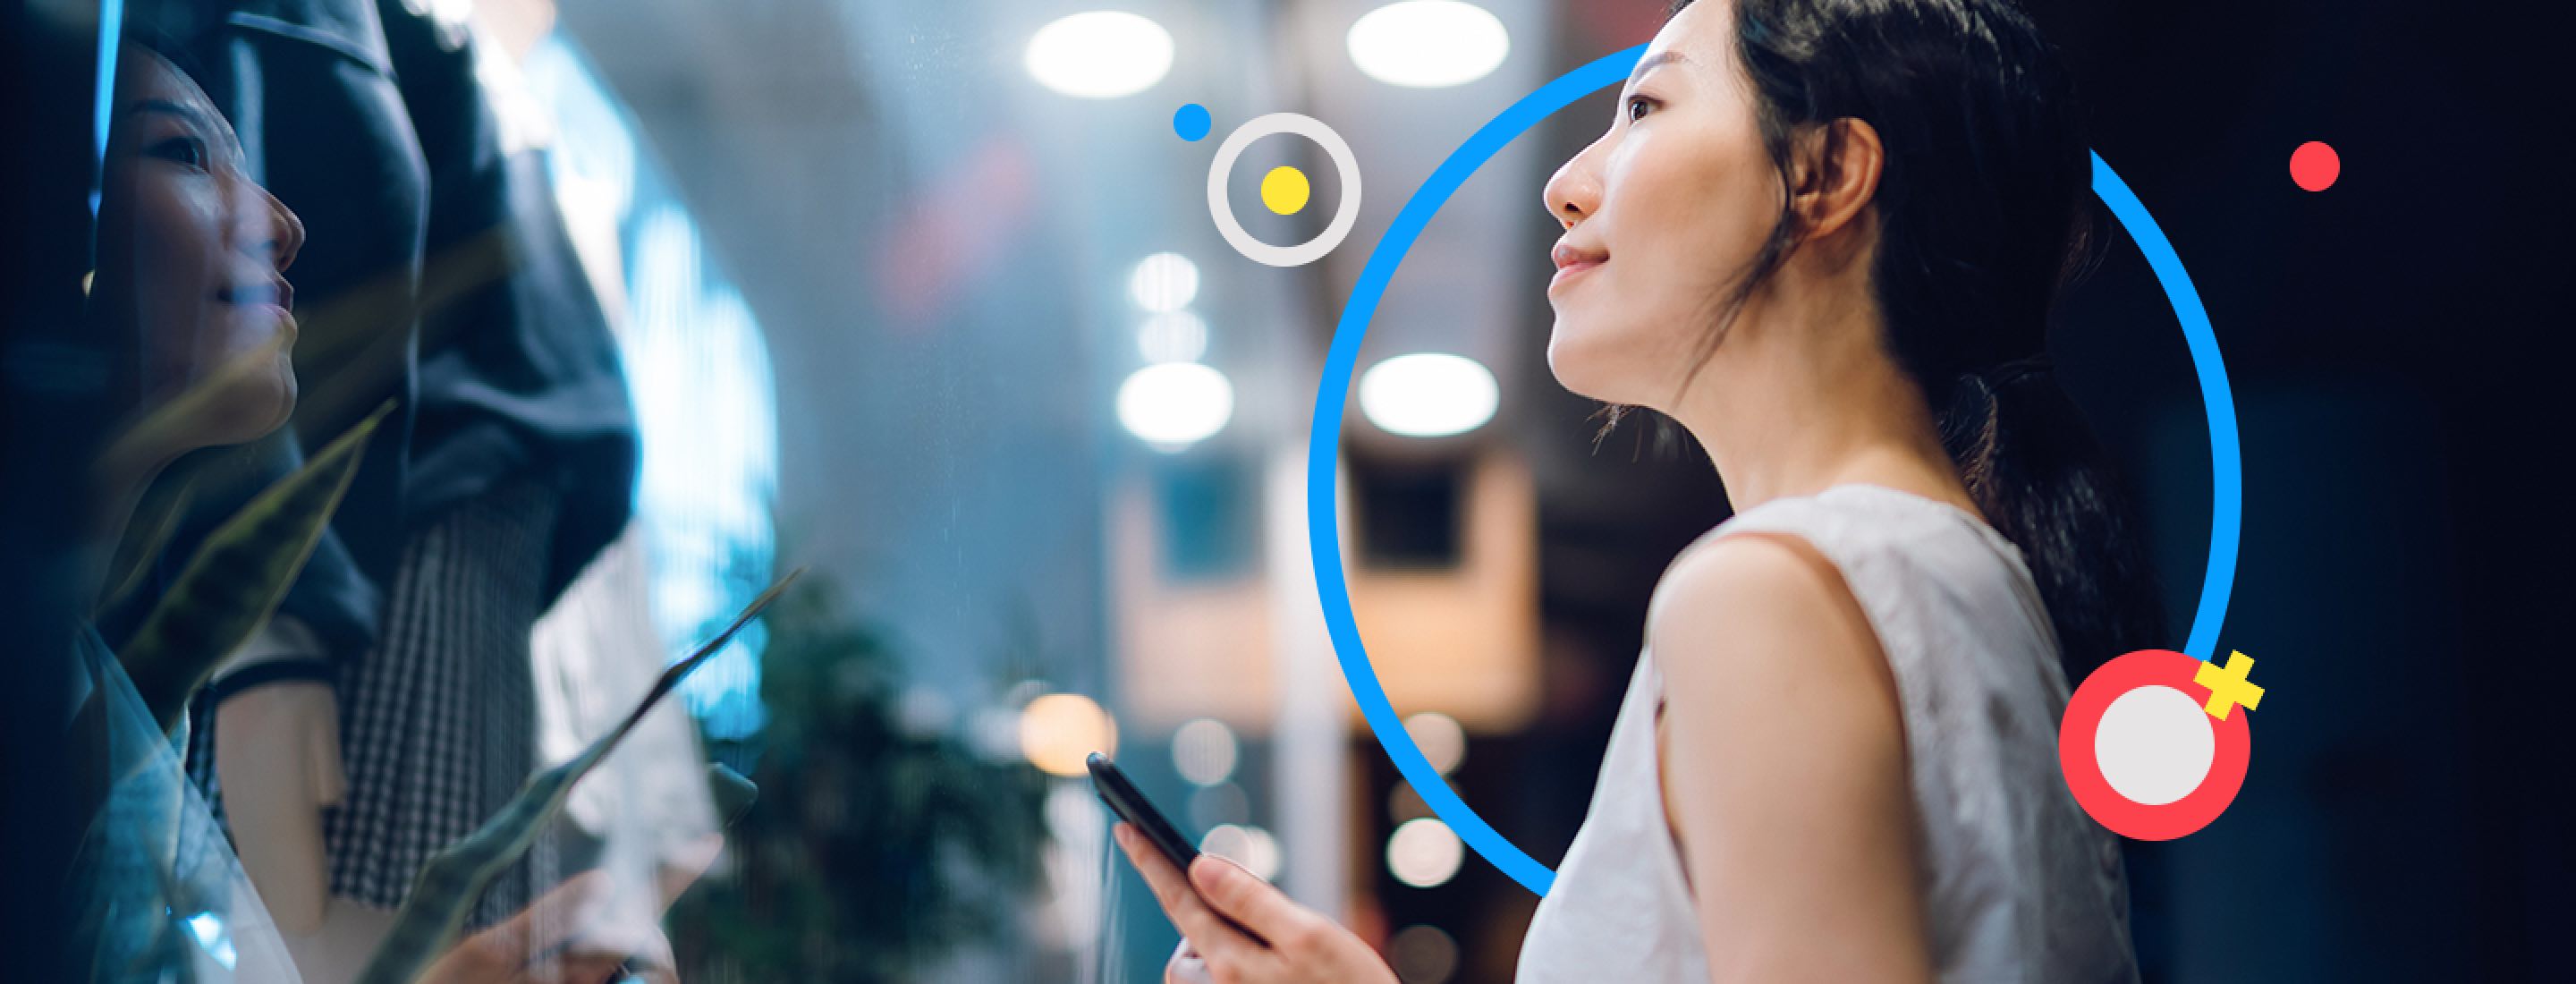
[520,37,779,740]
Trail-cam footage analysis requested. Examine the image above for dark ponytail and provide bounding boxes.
[1938,362,2165,678]
[1673,0,2165,675]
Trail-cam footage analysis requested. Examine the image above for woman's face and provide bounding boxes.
[92,48,303,449]
[1541,0,1780,408]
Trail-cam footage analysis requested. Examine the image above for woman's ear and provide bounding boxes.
[1788,118,1885,243]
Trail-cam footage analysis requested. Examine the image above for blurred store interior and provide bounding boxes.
[386,0,2576,980]
[12,0,2570,980]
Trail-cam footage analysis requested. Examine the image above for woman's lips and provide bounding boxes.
[1549,241,1606,293]
[216,279,298,344]
[216,275,292,309]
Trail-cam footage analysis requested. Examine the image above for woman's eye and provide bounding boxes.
[146,136,208,170]
[1625,96,1656,122]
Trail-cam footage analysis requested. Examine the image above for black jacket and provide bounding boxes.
[130,0,637,660]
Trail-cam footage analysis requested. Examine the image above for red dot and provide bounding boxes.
[2289,140,2339,191]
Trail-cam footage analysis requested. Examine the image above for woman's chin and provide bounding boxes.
[1545,326,1631,403]
[206,373,299,448]
[264,362,300,433]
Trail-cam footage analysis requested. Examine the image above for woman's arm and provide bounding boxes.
[1648,533,1934,984]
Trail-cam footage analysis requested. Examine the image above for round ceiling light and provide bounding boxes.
[1348,2,1510,89]
[1027,12,1174,98]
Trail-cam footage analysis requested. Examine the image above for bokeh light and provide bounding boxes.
[1360,353,1497,437]
[1386,817,1465,888]
[1137,310,1209,364]
[1388,924,1460,983]
[1202,823,1284,881]
[1404,711,1467,776]
[1173,717,1241,786]
[1025,12,1174,98]
[1117,362,1234,448]
[1387,782,1433,824]
[1347,2,1510,89]
[1128,252,1201,312]
[1018,692,1117,777]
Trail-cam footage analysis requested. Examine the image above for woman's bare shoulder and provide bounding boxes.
[1647,530,1894,718]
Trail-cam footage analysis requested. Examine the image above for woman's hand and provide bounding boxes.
[1113,823,1396,984]
[416,827,724,983]
[415,871,654,984]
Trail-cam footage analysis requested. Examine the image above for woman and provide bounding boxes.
[71,40,682,984]
[1114,0,2154,980]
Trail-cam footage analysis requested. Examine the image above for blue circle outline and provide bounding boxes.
[1303,44,2241,896]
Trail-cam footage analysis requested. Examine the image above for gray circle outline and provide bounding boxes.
[1205,113,1364,267]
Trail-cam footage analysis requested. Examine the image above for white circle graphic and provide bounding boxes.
[1206,113,1364,267]
[2095,684,2216,806]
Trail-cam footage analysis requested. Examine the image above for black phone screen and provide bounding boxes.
[1088,752,1199,871]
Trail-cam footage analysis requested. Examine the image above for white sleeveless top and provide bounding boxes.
[1517,484,2138,983]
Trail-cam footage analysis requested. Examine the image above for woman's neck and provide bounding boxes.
[82,444,177,610]
[1663,303,1971,516]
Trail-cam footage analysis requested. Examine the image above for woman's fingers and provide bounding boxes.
[509,953,625,984]
[491,870,614,957]
[1114,824,1266,963]
[655,831,725,912]
[420,872,612,982]
[1188,854,1317,946]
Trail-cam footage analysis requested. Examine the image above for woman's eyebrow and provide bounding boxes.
[126,98,214,131]
[1629,51,1691,86]
[123,98,247,165]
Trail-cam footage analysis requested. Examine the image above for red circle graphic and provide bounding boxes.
[2059,649,2252,841]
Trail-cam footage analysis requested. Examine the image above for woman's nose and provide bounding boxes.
[263,190,306,273]
[1543,139,1606,230]
[227,174,304,273]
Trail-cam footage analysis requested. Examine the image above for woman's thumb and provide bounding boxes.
[1188,855,1300,939]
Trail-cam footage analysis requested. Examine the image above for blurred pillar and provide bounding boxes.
[1267,442,1348,918]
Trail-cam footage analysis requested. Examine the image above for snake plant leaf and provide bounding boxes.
[708,761,758,828]
[93,470,194,619]
[117,400,394,734]
[354,569,801,984]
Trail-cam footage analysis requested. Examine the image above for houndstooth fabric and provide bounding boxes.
[188,478,563,929]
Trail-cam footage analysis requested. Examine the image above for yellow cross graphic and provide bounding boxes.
[2193,651,2265,720]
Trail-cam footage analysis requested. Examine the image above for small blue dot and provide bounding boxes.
[1173,103,1212,142]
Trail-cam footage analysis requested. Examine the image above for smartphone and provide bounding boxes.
[1091,752,1258,937]
[1088,751,1199,871]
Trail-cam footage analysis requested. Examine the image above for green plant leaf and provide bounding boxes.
[93,469,194,620]
[665,573,1051,980]
[708,761,758,828]
[353,568,801,984]
[117,400,394,734]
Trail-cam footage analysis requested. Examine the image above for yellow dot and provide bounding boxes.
[1261,165,1311,215]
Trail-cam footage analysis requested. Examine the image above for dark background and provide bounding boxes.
[4,3,114,981]
[1380,1,2576,980]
